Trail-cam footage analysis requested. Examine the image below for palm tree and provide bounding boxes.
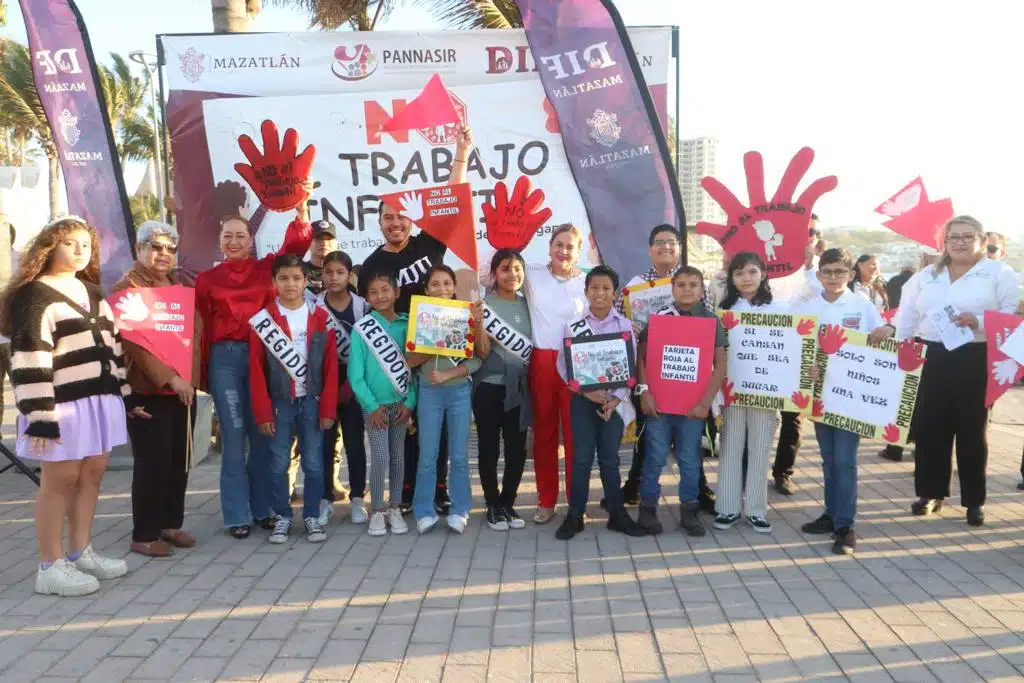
[98,53,157,165]
[416,0,520,28]
[212,0,263,32]
[266,0,520,29]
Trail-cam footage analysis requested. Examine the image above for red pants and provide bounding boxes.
[529,349,574,508]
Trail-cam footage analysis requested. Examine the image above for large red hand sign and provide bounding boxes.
[482,176,553,252]
[696,148,837,279]
[234,120,316,212]
[875,177,954,251]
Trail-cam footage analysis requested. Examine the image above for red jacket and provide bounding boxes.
[248,300,339,426]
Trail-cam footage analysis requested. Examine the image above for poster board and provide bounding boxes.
[622,277,673,329]
[563,332,635,392]
[645,315,715,416]
[407,295,474,358]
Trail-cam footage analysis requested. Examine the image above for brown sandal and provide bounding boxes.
[161,529,196,548]
[130,540,173,557]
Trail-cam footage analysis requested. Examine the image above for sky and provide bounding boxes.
[3,0,1021,236]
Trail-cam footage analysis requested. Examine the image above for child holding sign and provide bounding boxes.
[249,254,339,545]
[799,248,893,554]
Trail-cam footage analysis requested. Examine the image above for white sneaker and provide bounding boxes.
[269,516,291,544]
[73,545,128,580]
[417,515,439,534]
[350,498,369,524]
[368,511,388,537]
[317,499,334,527]
[36,558,100,596]
[388,508,408,535]
[304,517,327,543]
[447,513,468,534]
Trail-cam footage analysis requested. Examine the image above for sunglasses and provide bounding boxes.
[147,242,177,255]
[986,245,1000,254]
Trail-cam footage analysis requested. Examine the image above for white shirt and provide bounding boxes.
[851,281,885,312]
[895,259,1022,343]
[771,264,823,307]
[728,298,788,313]
[798,289,885,334]
[523,263,586,350]
[281,301,310,397]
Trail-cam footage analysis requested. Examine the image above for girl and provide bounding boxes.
[317,251,370,525]
[195,184,312,539]
[348,272,417,537]
[407,265,482,534]
[474,250,533,531]
[850,254,889,313]
[2,217,131,596]
[714,252,780,534]
[897,216,1021,526]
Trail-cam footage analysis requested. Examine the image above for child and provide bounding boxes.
[555,265,648,540]
[799,248,893,554]
[635,266,727,537]
[348,272,417,536]
[316,251,370,525]
[474,250,533,531]
[249,254,339,544]
[714,252,780,533]
[407,265,483,534]
[3,217,131,596]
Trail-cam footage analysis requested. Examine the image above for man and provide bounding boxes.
[986,232,1006,260]
[306,221,338,297]
[358,124,474,514]
[885,262,915,309]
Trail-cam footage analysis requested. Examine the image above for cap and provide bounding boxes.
[312,220,337,239]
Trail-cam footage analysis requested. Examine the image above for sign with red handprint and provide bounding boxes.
[696,148,837,279]
[482,176,553,253]
[811,330,925,444]
[379,182,477,270]
[719,310,818,413]
[106,286,196,383]
[984,311,1024,407]
[875,177,954,251]
[234,120,316,212]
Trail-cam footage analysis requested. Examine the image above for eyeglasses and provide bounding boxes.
[986,245,1000,254]
[147,242,177,255]
[820,268,850,279]
[652,239,679,248]
[946,234,979,244]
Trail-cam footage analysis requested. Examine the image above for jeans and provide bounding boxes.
[568,394,625,512]
[472,382,527,508]
[814,423,860,530]
[267,396,324,520]
[414,381,472,520]
[209,342,272,527]
[640,414,706,504]
[324,398,366,500]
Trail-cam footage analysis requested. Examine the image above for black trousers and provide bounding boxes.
[324,398,366,500]
[472,383,527,508]
[403,415,447,503]
[127,395,195,542]
[772,411,803,479]
[626,395,712,495]
[914,342,989,507]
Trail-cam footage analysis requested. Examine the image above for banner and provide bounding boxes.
[811,326,926,445]
[984,311,1024,407]
[875,177,954,251]
[20,0,136,287]
[517,0,684,279]
[645,315,715,416]
[159,28,671,275]
[720,310,818,413]
[107,285,196,383]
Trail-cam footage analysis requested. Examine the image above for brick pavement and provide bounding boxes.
[0,388,1022,682]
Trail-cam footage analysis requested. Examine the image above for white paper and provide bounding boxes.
[999,323,1024,365]
[927,304,974,351]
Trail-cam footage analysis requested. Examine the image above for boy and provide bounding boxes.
[555,265,648,540]
[799,248,894,555]
[250,253,339,544]
[635,266,727,537]
[305,220,338,298]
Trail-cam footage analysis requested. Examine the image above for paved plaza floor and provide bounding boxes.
[0,388,1023,682]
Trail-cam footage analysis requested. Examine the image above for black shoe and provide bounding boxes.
[832,527,856,555]
[636,504,663,535]
[879,446,904,462]
[486,505,509,531]
[679,502,706,537]
[607,508,650,537]
[599,497,607,511]
[773,475,795,496]
[230,525,251,539]
[556,511,585,540]
[801,513,835,535]
[253,517,276,531]
[966,506,984,527]
[621,480,640,506]
[698,489,717,515]
[911,498,942,516]
[501,504,526,529]
[434,490,451,516]
[1017,481,1024,491]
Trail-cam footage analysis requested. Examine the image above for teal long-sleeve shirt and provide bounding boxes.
[348,311,418,413]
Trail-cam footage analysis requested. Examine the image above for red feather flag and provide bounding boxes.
[381,74,461,133]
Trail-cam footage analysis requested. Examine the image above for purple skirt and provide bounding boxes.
[17,395,128,462]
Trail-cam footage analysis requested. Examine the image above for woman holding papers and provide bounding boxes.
[896,216,1021,526]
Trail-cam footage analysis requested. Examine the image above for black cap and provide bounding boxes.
[313,220,337,239]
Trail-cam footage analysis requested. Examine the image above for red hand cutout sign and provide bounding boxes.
[234,120,316,212]
[696,148,837,279]
[482,176,553,252]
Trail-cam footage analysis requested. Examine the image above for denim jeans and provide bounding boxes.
[640,413,706,504]
[814,423,860,529]
[568,394,625,512]
[268,396,324,520]
[209,342,272,527]
[414,381,472,520]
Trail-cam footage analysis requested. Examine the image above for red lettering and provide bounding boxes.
[364,99,409,145]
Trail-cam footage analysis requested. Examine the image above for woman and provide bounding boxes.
[2,217,130,596]
[849,254,888,313]
[523,224,587,524]
[113,221,201,557]
[897,216,1021,526]
[196,183,313,539]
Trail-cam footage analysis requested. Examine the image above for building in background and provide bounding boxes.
[678,137,725,255]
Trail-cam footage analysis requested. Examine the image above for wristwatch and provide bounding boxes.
[633,384,649,397]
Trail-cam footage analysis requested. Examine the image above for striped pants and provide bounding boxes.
[717,406,779,518]
[364,404,409,512]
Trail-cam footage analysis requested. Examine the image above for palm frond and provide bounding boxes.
[415,0,521,29]
[264,0,400,30]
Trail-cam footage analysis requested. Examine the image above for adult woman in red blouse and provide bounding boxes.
[196,183,313,538]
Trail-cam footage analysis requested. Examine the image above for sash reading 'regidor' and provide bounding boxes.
[482,304,533,362]
[323,310,352,362]
[353,315,410,395]
[249,309,308,384]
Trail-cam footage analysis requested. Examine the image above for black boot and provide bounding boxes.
[555,510,585,540]
[620,479,640,506]
[636,503,663,535]
[679,501,706,537]
[911,498,942,516]
[607,508,649,537]
[698,488,716,514]
[966,506,984,527]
